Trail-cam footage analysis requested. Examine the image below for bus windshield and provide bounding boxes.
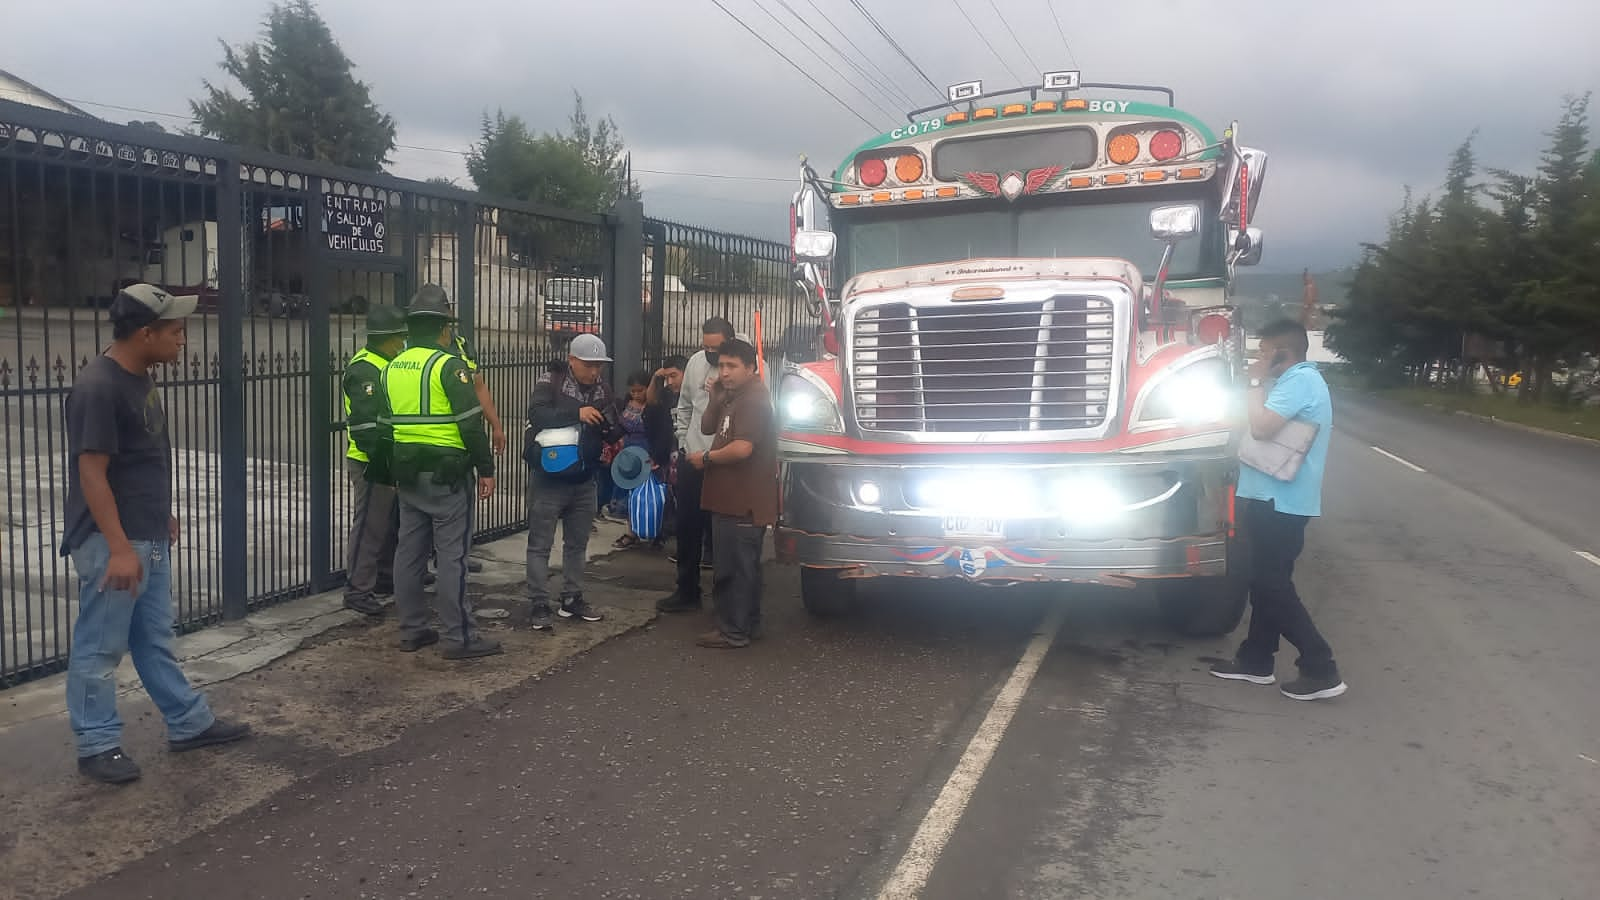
[839,189,1222,282]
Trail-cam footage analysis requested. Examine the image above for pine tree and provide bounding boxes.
[191,0,397,172]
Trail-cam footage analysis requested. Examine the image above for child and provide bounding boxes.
[605,371,653,547]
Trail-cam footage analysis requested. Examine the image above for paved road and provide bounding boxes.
[43,393,1600,900]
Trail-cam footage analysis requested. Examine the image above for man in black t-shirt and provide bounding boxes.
[61,284,250,785]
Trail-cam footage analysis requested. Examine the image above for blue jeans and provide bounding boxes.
[66,534,214,757]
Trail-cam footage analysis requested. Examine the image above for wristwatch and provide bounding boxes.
[702,450,712,468]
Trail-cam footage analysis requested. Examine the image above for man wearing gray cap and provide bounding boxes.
[60,284,250,784]
[341,305,408,616]
[524,333,621,630]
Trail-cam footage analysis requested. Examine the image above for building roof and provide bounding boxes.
[0,68,95,118]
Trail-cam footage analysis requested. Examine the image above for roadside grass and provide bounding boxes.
[1384,386,1600,442]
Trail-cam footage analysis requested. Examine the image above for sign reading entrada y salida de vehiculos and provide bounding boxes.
[322,194,386,254]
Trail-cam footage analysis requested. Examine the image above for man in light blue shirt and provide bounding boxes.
[1211,319,1346,701]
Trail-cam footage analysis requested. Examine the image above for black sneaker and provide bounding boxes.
[373,581,395,597]
[655,592,701,614]
[667,553,679,565]
[343,594,384,616]
[1280,673,1348,701]
[169,719,252,753]
[441,637,503,660]
[529,602,556,631]
[79,748,141,784]
[467,559,484,574]
[559,594,603,622]
[399,628,440,652]
[1208,659,1276,685]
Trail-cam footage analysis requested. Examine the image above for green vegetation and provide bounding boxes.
[467,96,638,213]
[1327,94,1600,403]
[191,0,397,172]
[1385,386,1600,441]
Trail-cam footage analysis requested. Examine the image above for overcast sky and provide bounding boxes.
[4,0,1596,271]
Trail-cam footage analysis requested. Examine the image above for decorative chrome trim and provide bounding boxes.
[842,279,1134,443]
[1126,345,1227,433]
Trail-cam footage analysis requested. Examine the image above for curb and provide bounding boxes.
[1420,403,1600,448]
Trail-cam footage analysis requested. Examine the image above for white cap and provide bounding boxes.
[568,333,612,362]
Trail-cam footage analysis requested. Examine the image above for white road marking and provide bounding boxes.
[1575,551,1600,568]
[877,605,1066,900]
[1371,446,1427,473]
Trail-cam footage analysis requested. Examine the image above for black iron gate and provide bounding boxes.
[641,218,812,372]
[1,99,618,687]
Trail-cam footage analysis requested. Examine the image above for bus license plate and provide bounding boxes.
[942,516,1004,539]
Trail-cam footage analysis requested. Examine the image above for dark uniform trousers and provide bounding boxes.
[394,474,477,648]
[345,459,397,600]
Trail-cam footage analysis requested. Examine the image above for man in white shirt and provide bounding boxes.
[657,316,735,613]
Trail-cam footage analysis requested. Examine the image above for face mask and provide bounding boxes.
[704,349,720,366]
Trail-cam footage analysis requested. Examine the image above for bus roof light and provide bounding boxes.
[895,154,925,183]
[948,80,983,102]
[1108,134,1141,166]
[859,157,888,188]
[1150,130,1183,162]
[1042,70,1081,91]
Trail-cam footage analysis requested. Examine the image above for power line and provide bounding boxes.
[745,0,900,124]
[798,0,921,110]
[707,0,884,131]
[773,0,918,112]
[951,0,1026,84]
[1045,0,1079,69]
[637,168,793,183]
[984,0,1040,75]
[845,0,946,103]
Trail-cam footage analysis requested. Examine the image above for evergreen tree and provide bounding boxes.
[191,0,397,172]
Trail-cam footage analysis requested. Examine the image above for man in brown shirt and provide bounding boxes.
[687,339,777,648]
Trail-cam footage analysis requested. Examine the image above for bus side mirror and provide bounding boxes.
[1149,204,1201,241]
[1230,226,1264,266]
[793,229,836,263]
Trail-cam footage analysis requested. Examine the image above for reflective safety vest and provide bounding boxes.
[381,346,469,450]
[344,347,390,463]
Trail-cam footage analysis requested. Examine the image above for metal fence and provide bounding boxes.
[641,219,813,372]
[1,100,620,687]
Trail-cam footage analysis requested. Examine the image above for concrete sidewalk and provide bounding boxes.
[0,514,634,732]
[0,513,678,900]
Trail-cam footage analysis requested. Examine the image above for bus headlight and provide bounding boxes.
[1134,358,1234,427]
[779,374,843,433]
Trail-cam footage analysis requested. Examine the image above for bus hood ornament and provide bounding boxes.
[959,166,1066,202]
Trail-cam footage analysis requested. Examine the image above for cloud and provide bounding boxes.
[2,0,1595,269]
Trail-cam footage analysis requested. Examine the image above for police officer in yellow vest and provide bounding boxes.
[342,304,408,616]
[383,287,500,659]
